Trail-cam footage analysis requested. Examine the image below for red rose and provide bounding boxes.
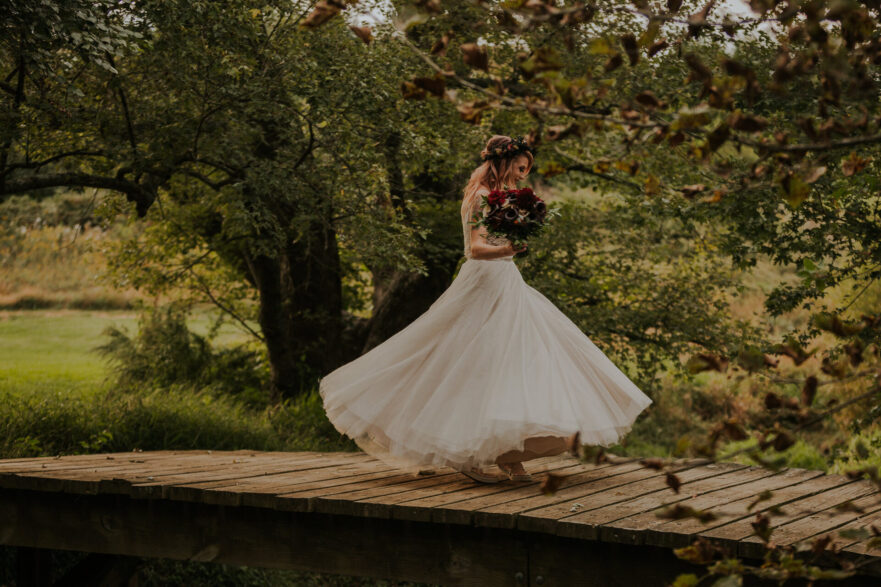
[515,188,537,208]
[487,189,506,207]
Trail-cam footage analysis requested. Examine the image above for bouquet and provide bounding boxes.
[471,185,558,257]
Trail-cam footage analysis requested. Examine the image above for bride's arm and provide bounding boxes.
[470,224,520,260]
[469,195,524,259]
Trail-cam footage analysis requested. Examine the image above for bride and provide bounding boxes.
[319,134,653,483]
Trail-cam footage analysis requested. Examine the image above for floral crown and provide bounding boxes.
[481,135,536,162]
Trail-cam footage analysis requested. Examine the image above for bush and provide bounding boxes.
[0,383,357,459]
[829,426,881,476]
[97,305,269,405]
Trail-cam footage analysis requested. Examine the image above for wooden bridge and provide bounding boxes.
[2,449,881,586]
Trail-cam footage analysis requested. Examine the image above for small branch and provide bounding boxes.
[106,54,137,157]
[0,150,105,177]
[178,168,239,191]
[188,268,265,342]
[734,132,881,154]
[395,34,663,130]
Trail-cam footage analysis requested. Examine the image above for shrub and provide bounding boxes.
[97,305,269,405]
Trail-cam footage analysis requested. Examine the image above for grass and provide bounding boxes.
[0,309,359,459]
[0,309,253,386]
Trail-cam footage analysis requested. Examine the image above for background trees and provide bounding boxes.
[3,0,757,400]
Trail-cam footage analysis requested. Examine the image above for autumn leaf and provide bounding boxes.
[673,537,723,564]
[635,90,662,108]
[685,353,729,373]
[412,75,445,97]
[540,472,565,495]
[519,46,563,78]
[683,53,712,81]
[747,489,773,511]
[706,123,730,151]
[721,418,748,441]
[545,123,581,141]
[621,33,639,66]
[771,431,795,452]
[751,513,773,543]
[349,25,372,44]
[679,184,706,199]
[460,42,488,71]
[400,81,426,100]
[456,99,490,124]
[804,165,827,183]
[301,0,347,28]
[727,112,769,132]
[812,312,863,337]
[841,151,869,176]
[604,53,623,72]
[538,161,566,178]
[801,375,818,407]
[772,337,814,366]
[430,31,453,56]
[648,39,669,57]
[778,171,810,209]
[639,457,666,471]
[845,340,865,366]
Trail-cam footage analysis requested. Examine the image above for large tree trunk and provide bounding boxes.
[245,215,344,402]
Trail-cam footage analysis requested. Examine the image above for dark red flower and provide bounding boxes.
[487,189,506,207]
[515,188,537,208]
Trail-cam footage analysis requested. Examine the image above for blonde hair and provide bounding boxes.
[461,135,534,222]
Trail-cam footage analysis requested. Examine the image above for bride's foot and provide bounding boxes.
[497,461,534,482]
[460,466,504,484]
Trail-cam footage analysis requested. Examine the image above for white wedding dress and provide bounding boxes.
[319,190,653,474]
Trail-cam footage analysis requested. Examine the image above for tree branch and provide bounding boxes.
[0,172,154,213]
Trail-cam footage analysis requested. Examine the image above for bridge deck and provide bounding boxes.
[1,450,880,584]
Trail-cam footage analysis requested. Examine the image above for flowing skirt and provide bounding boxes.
[319,256,653,473]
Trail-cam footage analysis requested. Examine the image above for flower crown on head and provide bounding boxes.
[481,135,536,162]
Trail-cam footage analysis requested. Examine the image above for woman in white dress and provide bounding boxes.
[319,135,653,483]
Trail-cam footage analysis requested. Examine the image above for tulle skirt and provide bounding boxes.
[319,256,653,474]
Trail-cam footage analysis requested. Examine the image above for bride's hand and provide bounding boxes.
[508,241,527,254]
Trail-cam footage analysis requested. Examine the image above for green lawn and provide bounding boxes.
[0,310,253,389]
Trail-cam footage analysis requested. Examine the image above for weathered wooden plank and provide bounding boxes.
[645,468,849,549]
[387,459,596,525]
[307,475,478,519]
[737,490,881,559]
[699,477,875,552]
[127,452,373,499]
[170,454,396,492]
[300,456,579,520]
[153,458,406,506]
[0,452,365,497]
[0,449,275,474]
[635,467,825,549]
[582,465,781,546]
[537,462,750,539]
[0,450,186,468]
[236,469,463,511]
[829,505,881,556]
[0,452,318,495]
[463,459,655,530]
[0,451,235,477]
